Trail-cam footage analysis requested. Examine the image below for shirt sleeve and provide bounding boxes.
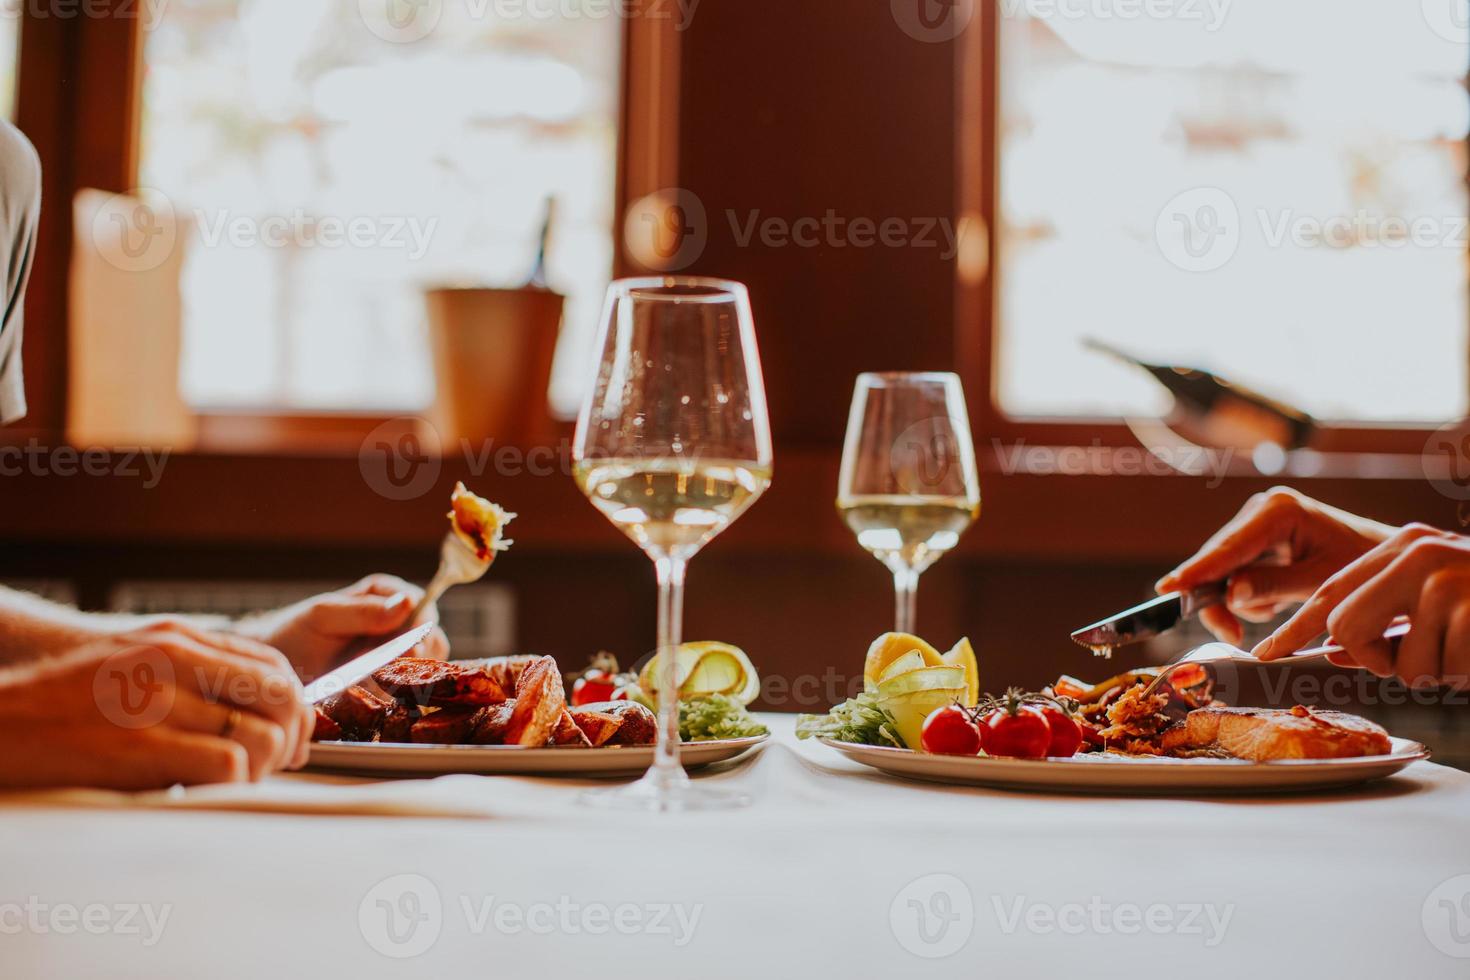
[0,121,41,426]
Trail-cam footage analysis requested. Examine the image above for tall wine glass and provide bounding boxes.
[836,372,980,634]
[573,277,773,811]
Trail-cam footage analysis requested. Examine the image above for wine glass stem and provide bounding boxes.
[652,554,690,791]
[893,568,919,634]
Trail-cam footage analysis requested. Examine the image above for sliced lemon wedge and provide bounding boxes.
[878,649,929,684]
[875,665,966,701]
[638,641,760,705]
[863,632,943,692]
[939,637,979,707]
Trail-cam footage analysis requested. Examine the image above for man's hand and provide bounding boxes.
[1156,487,1395,645]
[1255,524,1470,689]
[0,622,314,790]
[236,575,450,682]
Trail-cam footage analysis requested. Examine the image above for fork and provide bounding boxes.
[411,531,492,624]
[1140,621,1412,697]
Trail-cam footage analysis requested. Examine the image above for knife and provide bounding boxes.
[1070,582,1226,652]
[301,623,434,704]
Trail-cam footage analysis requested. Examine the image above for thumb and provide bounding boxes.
[310,592,415,638]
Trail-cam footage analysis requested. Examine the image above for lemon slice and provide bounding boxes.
[939,637,979,707]
[878,650,929,684]
[878,687,967,750]
[875,665,966,701]
[638,642,760,705]
[863,633,943,692]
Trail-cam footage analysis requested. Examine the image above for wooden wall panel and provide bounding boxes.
[677,0,961,445]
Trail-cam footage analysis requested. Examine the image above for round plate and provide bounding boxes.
[817,736,1429,794]
[307,734,770,778]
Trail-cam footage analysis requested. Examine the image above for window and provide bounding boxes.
[995,1,1469,424]
[0,8,16,119]
[138,0,620,414]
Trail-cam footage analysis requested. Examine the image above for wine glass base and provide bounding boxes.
[578,770,751,812]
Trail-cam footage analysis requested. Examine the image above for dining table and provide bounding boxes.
[3,713,1469,979]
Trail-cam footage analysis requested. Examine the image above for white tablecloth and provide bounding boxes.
[3,714,1469,979]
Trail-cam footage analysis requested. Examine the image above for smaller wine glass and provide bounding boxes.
[836,372,980,633]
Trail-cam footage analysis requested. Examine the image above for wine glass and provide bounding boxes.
[836,372,980,634]
[573,277,773,811]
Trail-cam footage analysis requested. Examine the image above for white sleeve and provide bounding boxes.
[0,120,40,426]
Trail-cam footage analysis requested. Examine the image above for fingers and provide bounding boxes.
[166,692,291,779]
[1253,527,1441,659]
[1443,606,1470,692]
[1198,604,1243,646]
[308,592,417,638]
[137,728,251,787]
[1157,488,1300,593]
[1226,560,1336,620]
[129,630,310,764]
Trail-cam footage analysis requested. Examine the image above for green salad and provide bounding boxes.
[795,693,905,748]
[678,694,768,741]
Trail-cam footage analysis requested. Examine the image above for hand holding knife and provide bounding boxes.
[1070,582,1226,653]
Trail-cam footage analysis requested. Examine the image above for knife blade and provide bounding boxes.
[301,623,434,704]
[1070,582,1226,652]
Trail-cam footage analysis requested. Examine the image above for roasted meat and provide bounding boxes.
[568,706,624,747]
[318,686,393,741]
[409,707,483,745]
[312,707,342,742]
[552,708,593,747]
[587,701,658,747]
[504,656,566,746]
[372,657,508,708]
[469,702,516,745]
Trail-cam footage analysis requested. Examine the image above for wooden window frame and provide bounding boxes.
[954,2,1460,463]
[7,3,1455,461]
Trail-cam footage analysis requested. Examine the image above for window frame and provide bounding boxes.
[955,2,1467,462]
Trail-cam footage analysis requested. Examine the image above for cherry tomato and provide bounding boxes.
[571,671,618,706]
[981,704,1051,759]
[920,705,983,756]
[1077,718,1105,749]
[1038,705,1082,758]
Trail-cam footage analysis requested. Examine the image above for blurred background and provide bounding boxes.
[3,1,1469,760]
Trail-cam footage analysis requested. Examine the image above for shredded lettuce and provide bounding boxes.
[678,694,769,741]
[796,693,905,748]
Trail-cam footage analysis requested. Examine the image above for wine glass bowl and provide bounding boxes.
[837,372,980,633]
[573,277,772,811]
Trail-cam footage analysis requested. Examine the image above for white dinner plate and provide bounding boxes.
[307,734,770,778]
[817,736,1429,794]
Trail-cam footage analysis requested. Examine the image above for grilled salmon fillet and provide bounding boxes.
[1160,705,1390,761]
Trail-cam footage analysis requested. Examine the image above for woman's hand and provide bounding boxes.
[236,574,450,682]
[0,621,314,790]
[1157,487,1395,645]
[1254,524,1470,689]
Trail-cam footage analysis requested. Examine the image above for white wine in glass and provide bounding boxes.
[837,373,980,633]
[573,277,772,811]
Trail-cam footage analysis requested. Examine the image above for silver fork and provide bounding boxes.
[411,531,492,624]
[1140,621,1412,697]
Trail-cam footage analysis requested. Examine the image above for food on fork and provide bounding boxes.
[1159,705,1391,761]
[449,482,515,562]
